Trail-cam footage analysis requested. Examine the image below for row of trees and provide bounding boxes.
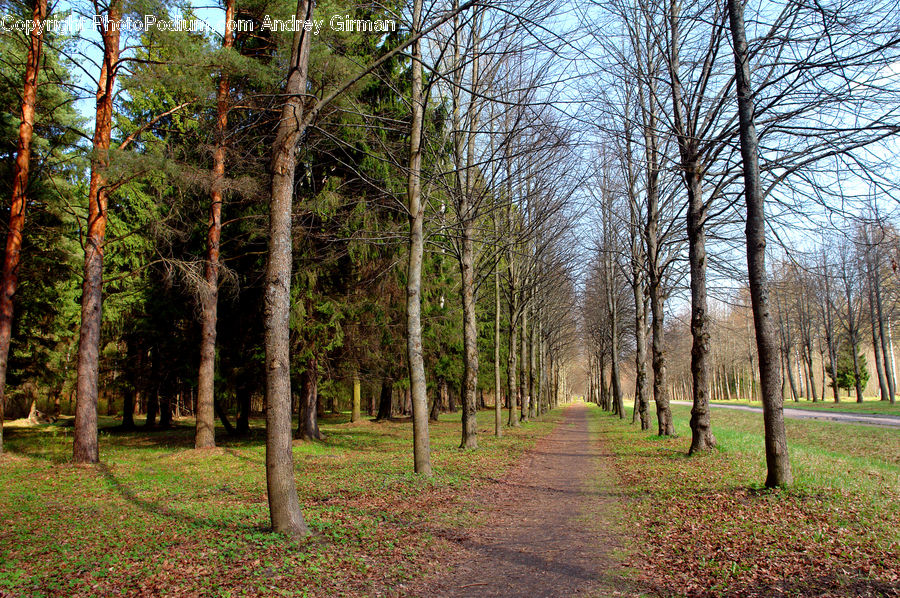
[0,0,586,535]
[580,0,900,486]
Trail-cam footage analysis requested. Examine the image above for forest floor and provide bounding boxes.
[2,401,898,597]
[408,402,633,598]
[607,403,900,597]
[0,407,568,597]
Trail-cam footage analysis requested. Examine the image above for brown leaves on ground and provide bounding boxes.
[598,413,900,598]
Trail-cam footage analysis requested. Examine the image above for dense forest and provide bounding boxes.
[2,0,899,563]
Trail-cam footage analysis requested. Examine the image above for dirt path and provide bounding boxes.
[410,403,628,598]
[671,400,900,428]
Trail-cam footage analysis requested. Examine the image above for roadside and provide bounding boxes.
[600,404,900,597]
[671,400,900,428]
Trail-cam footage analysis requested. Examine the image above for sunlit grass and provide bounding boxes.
[603,402,900,596]
[0,407,560,597]
[708,396,900,415]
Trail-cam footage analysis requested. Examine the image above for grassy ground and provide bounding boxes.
[709,397,900,415]
[0,408,561,598]
[597,403,900,597]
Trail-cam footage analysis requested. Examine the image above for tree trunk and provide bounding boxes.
[872,254,895,401]
[519,303,529,422]
[804,338,818,402]
[145,386,158,428]
[376,377,392,421]
[122,390,135,430]
[74,0,122,463]
[351,372,361,422]
[196,0,236,450]
[633,261,650,429]
[528,305,536,419]
[0,0,47,454]
[405,0,432,474]
[684,168,716,452]
[296,360,321,440]
[236,383,251,435]
[866,248,889,401]
[507,299,519,427]
[728,0,792,486]
[649,283,673,433]
[494,232,502,437]
[607,262,624,420]
[458,224,478,448]
[599,352,608,411]
[538,320,546,415]
[214,397,235,436]
[645,149,672,433]
[822,257,840,403]
[850,338,864,403]
[429,386,440,422]
[264,0,314,537]
[159,386,172,428]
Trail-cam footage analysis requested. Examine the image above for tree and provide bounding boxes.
[264,0,315,536]
[404,0,432,475]
[829,344,869,399]
[726,0,791,485]
[73,0,123,464]
[0,0,47,454]
[195,0,236,450]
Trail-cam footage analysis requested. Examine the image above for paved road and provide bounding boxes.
[671,401,900,428]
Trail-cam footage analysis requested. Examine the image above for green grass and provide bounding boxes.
[0,408,561,597]
[709,397,900,415]
[596,403,900,597]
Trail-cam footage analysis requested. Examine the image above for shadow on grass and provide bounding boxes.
[96,462,264,534]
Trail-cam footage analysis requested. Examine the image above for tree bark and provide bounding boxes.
[196,0,236,450]
[376,377,392,421]
[606,245,624,420]
[866,242,889,401]
[822,254,841,403]
[296,359,321,440]
[0,0,47,454]
[404,0,432,474]
[685,166,716,453]
[429,385,440,421]
[632,235,650,429]
[727,0,792,486]
[459,225,478,447]
[73,0,122,464]
[872,250,895,401]
[236,382,251,435]
[642,92,673,435]
[528,302,536,419]
[493,224,502,437]
[264,0,314,537]
[507,301,519,427]
[351,372,361,422]
[599,352,608,411]
[454,2,479,450]
[519,302,529,422]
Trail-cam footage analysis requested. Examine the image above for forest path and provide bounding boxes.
[671,400,900,428]
[409,403,631,598]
